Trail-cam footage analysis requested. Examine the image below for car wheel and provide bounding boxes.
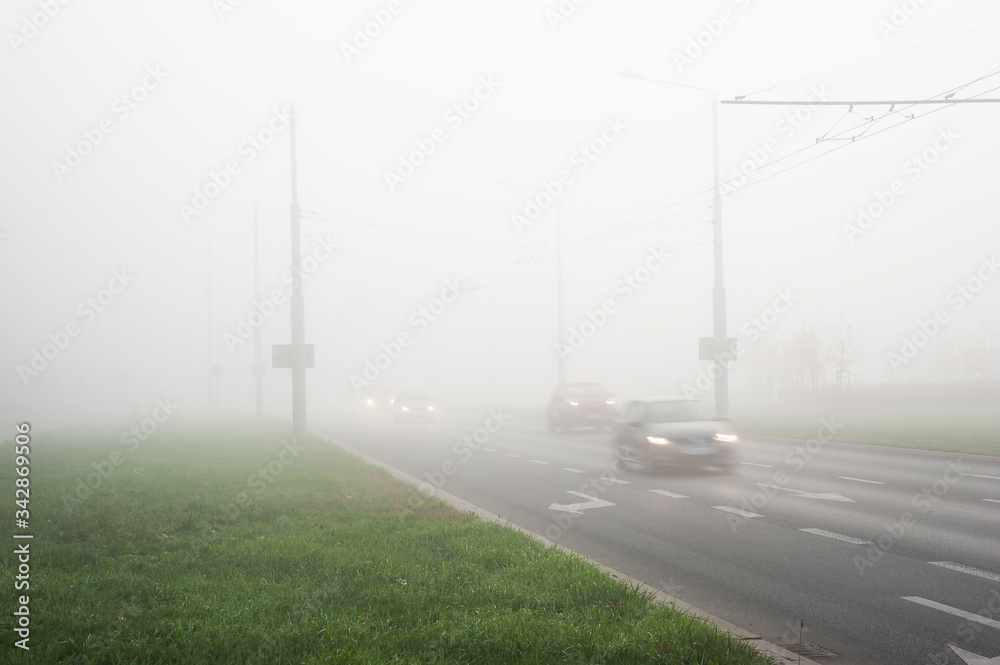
[615,439,642,470]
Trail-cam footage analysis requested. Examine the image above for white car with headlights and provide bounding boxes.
[612,397,738,472]
[392,390,436,423]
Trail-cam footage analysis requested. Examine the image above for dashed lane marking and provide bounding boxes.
[799,528,871,545]
[838,476,884,485]
[650,489,688,499]
[929,561,1000,583]
[712,505,763,518]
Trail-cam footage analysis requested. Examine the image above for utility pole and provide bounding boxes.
[710,96,728,417]
[289,105,307,435]
[556,198,566,387]
[253,201,264,417]
[207,243,215,415]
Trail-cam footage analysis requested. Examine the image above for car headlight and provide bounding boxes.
[427,405,434,411]
[714,433,738,443]
[366,399,373,406]
[606,399,616,405]
[402,406,409,411]
[569,401,579,406]
[646,436,671,445]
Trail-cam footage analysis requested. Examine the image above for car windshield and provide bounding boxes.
[642,401,713,423]
[564,384,607,397]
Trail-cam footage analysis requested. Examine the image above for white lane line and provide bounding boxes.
[600,477,630,485]
[740,461,773,468]
[929,561,1000,583]
[712,505,763,518]
[964,473,1000,480]
[984,499,1000,504]
[482,447,496,452]
[838,476,884,485]
[503,453,521,458]
[903,596,1000,630]
[561,467,585,474]
[799,528,871,545]
[650,489,688,499]
[528,459,549,465]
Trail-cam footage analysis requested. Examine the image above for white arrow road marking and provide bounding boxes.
[904,596,1000,630]
[528,459,549,465]
[650,489,688,499]
[548,491,615,515]
[561,467,585,474]
[757,482,856,502]
[799,528,871,545]
[929,561,1000,583]
[712,505,763,518]
[950,644,1000,665]
[838,476,884,485]
[600,477,630,485]
[985,499,1000,504]
[964,473,1000,480]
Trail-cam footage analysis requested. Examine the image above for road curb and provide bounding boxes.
[324,434,821,665]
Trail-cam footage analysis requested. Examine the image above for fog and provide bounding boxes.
[3,0,999,432]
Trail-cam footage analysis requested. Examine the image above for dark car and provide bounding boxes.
[547,382,617,431]
[392,390,436,423]
[612,397,738,472]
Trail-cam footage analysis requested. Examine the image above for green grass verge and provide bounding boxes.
[732,406,1000,456]
[2,418,774,665]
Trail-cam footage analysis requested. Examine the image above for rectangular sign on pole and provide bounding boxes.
[699,337,737,362]
[272,344,314,369]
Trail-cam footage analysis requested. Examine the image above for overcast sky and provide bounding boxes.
[3,0,999,429]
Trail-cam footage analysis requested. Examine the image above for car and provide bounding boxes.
[612,397,738,472]
[392,390,436,423]
[547,382,618,431]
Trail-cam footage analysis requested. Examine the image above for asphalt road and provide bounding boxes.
[314,405,1000,665]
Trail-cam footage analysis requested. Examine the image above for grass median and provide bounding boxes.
[731,406,999,456]
[2,418,775,664]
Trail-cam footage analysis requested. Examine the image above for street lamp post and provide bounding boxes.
[621,71,729,415]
